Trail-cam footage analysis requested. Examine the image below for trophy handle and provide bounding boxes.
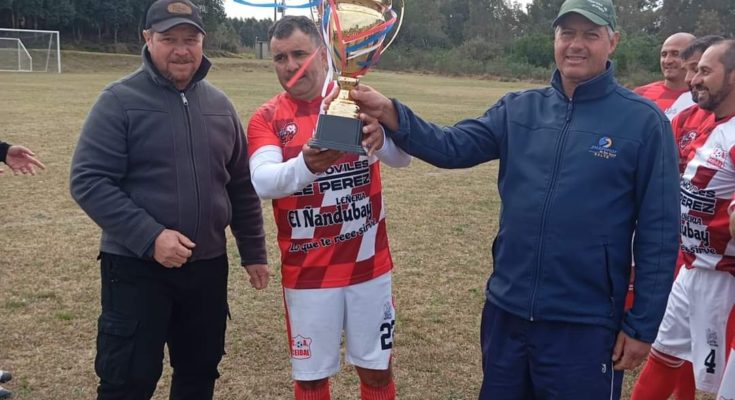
[380,0,404,53]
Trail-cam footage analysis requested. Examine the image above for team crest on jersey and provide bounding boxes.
[383,301,393,321]
[291,335,312,359]
[278,121,298,145]
[706,329,719,347]
[589,136,618,159]
[679,131,697,150]
[706,145,728,169]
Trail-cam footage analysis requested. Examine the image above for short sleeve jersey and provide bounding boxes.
[676,108,735,273]
[247,91,393,289]
[634,81,689,119]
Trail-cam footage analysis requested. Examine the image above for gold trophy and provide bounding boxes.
[309,0,403,154]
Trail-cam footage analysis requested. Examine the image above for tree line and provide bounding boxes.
[380,0,734,82]
[0,0,271,53]
[0,0,733,81]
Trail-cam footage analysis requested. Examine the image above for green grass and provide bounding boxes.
[0,52,713,399]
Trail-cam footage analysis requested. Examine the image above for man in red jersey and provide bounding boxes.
[635,32,695,120]
[246,16,411,400]
[672,36,726,172]
[632,39,735,399]
[627,31,695,343]
[631,36,725,400]
[624,33,697,355]
[666,35,725,126]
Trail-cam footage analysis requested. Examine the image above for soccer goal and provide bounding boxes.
[0,28,61,73]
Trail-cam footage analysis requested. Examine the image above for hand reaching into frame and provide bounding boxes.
[2,145,45,175]
[360,112,385,156]
[321,82,399,134]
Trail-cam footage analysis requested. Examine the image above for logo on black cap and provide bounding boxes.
[167,2,193,15]
[145,0,206,35]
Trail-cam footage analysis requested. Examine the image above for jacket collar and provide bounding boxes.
[551,61,617,102]
[141,45,211,92]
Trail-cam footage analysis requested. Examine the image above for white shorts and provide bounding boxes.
[283,271,395,381]
[652,267,735,393]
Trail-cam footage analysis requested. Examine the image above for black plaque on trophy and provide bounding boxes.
[309,114,366,155]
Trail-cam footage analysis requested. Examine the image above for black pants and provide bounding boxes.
[95,253,229,400]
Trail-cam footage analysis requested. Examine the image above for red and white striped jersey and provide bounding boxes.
[672,105,715,174]
[247,91,393,289]
[676,109,735,273]
[634,81,689,119]
[666,91,696,121]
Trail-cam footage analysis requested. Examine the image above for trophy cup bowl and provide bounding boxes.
[309,0,401,154]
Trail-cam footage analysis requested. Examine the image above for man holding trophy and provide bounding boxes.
[339,0,681,398]
[246,12,409,400]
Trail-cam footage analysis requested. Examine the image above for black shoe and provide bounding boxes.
[0,385,11,399]
[0,372,10,384]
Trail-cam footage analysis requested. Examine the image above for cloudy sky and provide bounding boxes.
[224,0,535,20]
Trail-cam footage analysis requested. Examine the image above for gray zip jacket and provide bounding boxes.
[70,46,267,266]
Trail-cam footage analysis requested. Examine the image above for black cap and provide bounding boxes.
[145,0,206,35]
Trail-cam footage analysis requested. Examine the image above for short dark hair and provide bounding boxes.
[268,16,322,46]
[681,35,724,61]
[719,39,735,76]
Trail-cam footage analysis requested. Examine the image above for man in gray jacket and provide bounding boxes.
[70,1,268,399]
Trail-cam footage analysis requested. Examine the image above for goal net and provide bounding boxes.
[0,28,61,73]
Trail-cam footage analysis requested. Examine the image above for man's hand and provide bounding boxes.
[5,145,45,175]
[351,84,399,132]
[360,113,385,156]
[153,229,195,268]
[612,330,651,370]
[303,144,343,173]
[244,264,269,290]
[729,210,735,239]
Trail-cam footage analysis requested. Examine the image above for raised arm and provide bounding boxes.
[352,84,505,169]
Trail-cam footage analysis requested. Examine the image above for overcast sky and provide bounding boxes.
[224,0,535,20]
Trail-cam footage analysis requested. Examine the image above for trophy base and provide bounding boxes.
[309,114,367,155]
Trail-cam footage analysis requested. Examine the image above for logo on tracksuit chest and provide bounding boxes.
[588,136,618,159]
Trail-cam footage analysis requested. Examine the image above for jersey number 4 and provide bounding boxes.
[704,349,716,374]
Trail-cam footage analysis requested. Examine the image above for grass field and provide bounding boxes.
[0,51,713,399]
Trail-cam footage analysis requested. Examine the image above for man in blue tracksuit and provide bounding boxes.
[349,0,679,398]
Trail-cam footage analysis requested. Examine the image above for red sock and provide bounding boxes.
[631,351,683,400]
[360,379,396,400]
[672,361,695,400]
[295,380,330,400]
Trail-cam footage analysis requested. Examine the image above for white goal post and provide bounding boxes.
[0,37,31,72]
[0,28,61,73]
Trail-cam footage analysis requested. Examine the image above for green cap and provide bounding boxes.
[553,0,617,31]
